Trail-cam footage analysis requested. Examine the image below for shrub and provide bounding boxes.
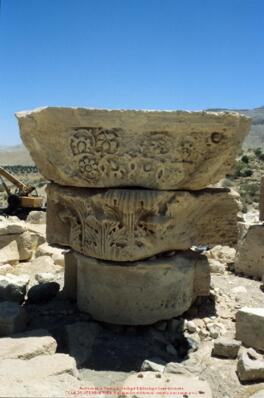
[233,160,246,178]
[241,155,249,164]
[241,168,253,177]
[254,147,263,158]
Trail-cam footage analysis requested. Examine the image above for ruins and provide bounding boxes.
[17,107,251,325]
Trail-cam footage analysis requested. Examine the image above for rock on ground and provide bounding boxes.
[0,231,35,264]
[0,374,97,398]
[250,391,264,398]
[35,272,56,284]
[236,307,264,351]
[140,359,165,373]
[237,350,264,382]
[0,353,78,382]
[205,245,236,264]
[0,273,29,303]
[212,337,241,358]
[0,328,57,359]
[26,211,46,224]
[118,371,212,397]
[235,224,264,278]
[35,242,65,266]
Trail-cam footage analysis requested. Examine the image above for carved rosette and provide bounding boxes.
[70,127,120,182]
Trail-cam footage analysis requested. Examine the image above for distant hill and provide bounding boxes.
[206,106,264,149]
[0,145,34,166]
[0,106,263,165]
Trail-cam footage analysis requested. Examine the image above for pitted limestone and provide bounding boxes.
[47,184,241,262]
[74,250,210,325]
[16,107,250,190]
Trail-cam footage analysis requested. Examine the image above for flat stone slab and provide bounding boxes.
[16,107,250,190]
[212,337,241,358]
[0,328,57,359]
[235,224,264,279]
[47,184,240,261]
[75,250,210,325]
[236,307,264,352]
[0,218,26,235]
[118,372,212,397]
[0,353,78,382]
[237,350,264,382]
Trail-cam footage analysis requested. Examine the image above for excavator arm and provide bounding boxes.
[0,167,35,196]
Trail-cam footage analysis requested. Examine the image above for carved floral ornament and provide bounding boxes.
[69,127,224,183]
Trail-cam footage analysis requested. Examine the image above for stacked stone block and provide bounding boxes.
[17,107,250,324]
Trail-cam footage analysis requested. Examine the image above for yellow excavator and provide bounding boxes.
[0,166,44,215]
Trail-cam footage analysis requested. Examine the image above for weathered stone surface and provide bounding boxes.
[235,224,264,278]
[0,217,26,235]
[0,301,27,336]
[205,245,236,264]
[0,328,57,359]
[47,184,240,262]
[0,374,97,398]
[250,391,264,398]
[0,231,35,264]
[26,210,46,224]
[0,353,78,382]
[0,273,30,303]
[35,242,65,266]
[118,372,212,397]
[35,272,56,284]
[237,350,264,382]
[141,359,165,373]
[64,321,102,366]
[75,250,210,324]
[16,107,250,190]
[212,337,241,358]
[236,307,264,352]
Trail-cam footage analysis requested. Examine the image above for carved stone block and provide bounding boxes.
[16,107,250,190]
[235,224,264,279]
[46,184,241,262]
[74,250,210,325]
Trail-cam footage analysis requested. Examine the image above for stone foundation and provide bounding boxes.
[64,250,210,325]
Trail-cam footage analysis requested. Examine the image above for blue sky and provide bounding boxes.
[0,0,264,145]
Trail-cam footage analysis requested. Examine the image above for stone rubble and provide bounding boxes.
[237,350,264,382]
[0,273,30,303]
[235,223,264,278]
[236,307,264,351]
[0,328,57,359]
[212,337,241,358]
